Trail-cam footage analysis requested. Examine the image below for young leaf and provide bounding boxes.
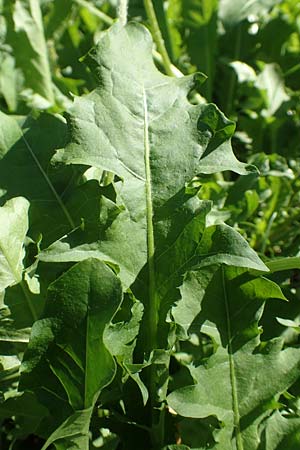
[19,258,123,450]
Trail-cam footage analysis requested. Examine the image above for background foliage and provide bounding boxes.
[0,0,300,449]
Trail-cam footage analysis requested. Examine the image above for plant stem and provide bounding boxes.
[73,0,187,86]
[73,0,114,25]
[284,62,300,77]
[152,50,182,77]
[143,0,173,76]
[151,0,173,60]
[143,87,165,449]
[142,88,157,353]
[261,211,277,254]
[118,0,128,26]
[222,266,244,450]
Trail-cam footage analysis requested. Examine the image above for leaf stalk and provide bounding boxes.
[143,87,165,448]
[73,0,114,25]
[118,0,128,26]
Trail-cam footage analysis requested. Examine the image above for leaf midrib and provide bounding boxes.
[143,87,158,350]
[222,266,244,450]
[21,130,75,230]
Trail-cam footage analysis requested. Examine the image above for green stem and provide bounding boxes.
[73,0,114,25]
[143,88,157,352]
[143,87,164,448]
[73,0,186,86]
[152,50,182,77]
[152,0,173,60]
[118,0,128,26]
[261,211,277,254]
[222,266,244,450]
[143,0,173,76]
[283,63,300,77]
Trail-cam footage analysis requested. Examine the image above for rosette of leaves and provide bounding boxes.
[9,20,290,450]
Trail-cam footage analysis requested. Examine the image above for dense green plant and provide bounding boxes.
[0,1,300,449]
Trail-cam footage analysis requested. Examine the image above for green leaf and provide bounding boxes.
[229,61,257,84]
[167,0,218,100]
[0,392,49,440]
[258,410,300,450]
[41,22,254,288]
[276,317,300,333]
[3,279,42,327]
[104,296,144,361]
[256,64,289,117]
[168,267,300,449]
[219,0,280,27]
[104,295,147,404]
[37,29,267,423]
[0,111,22,159]
[172,266,218,338]
[0,52,18,111]
[0,112,82,247]
[194,223,269,271]
[41,409,92,450]
[0,197,29,291]
[4,0,54,108]
[19,258,123,450]
[0,306,31,353]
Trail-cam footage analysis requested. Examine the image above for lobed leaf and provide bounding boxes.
[43,22,255,288]
[168,267,300,449]
[258,410,300,450]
